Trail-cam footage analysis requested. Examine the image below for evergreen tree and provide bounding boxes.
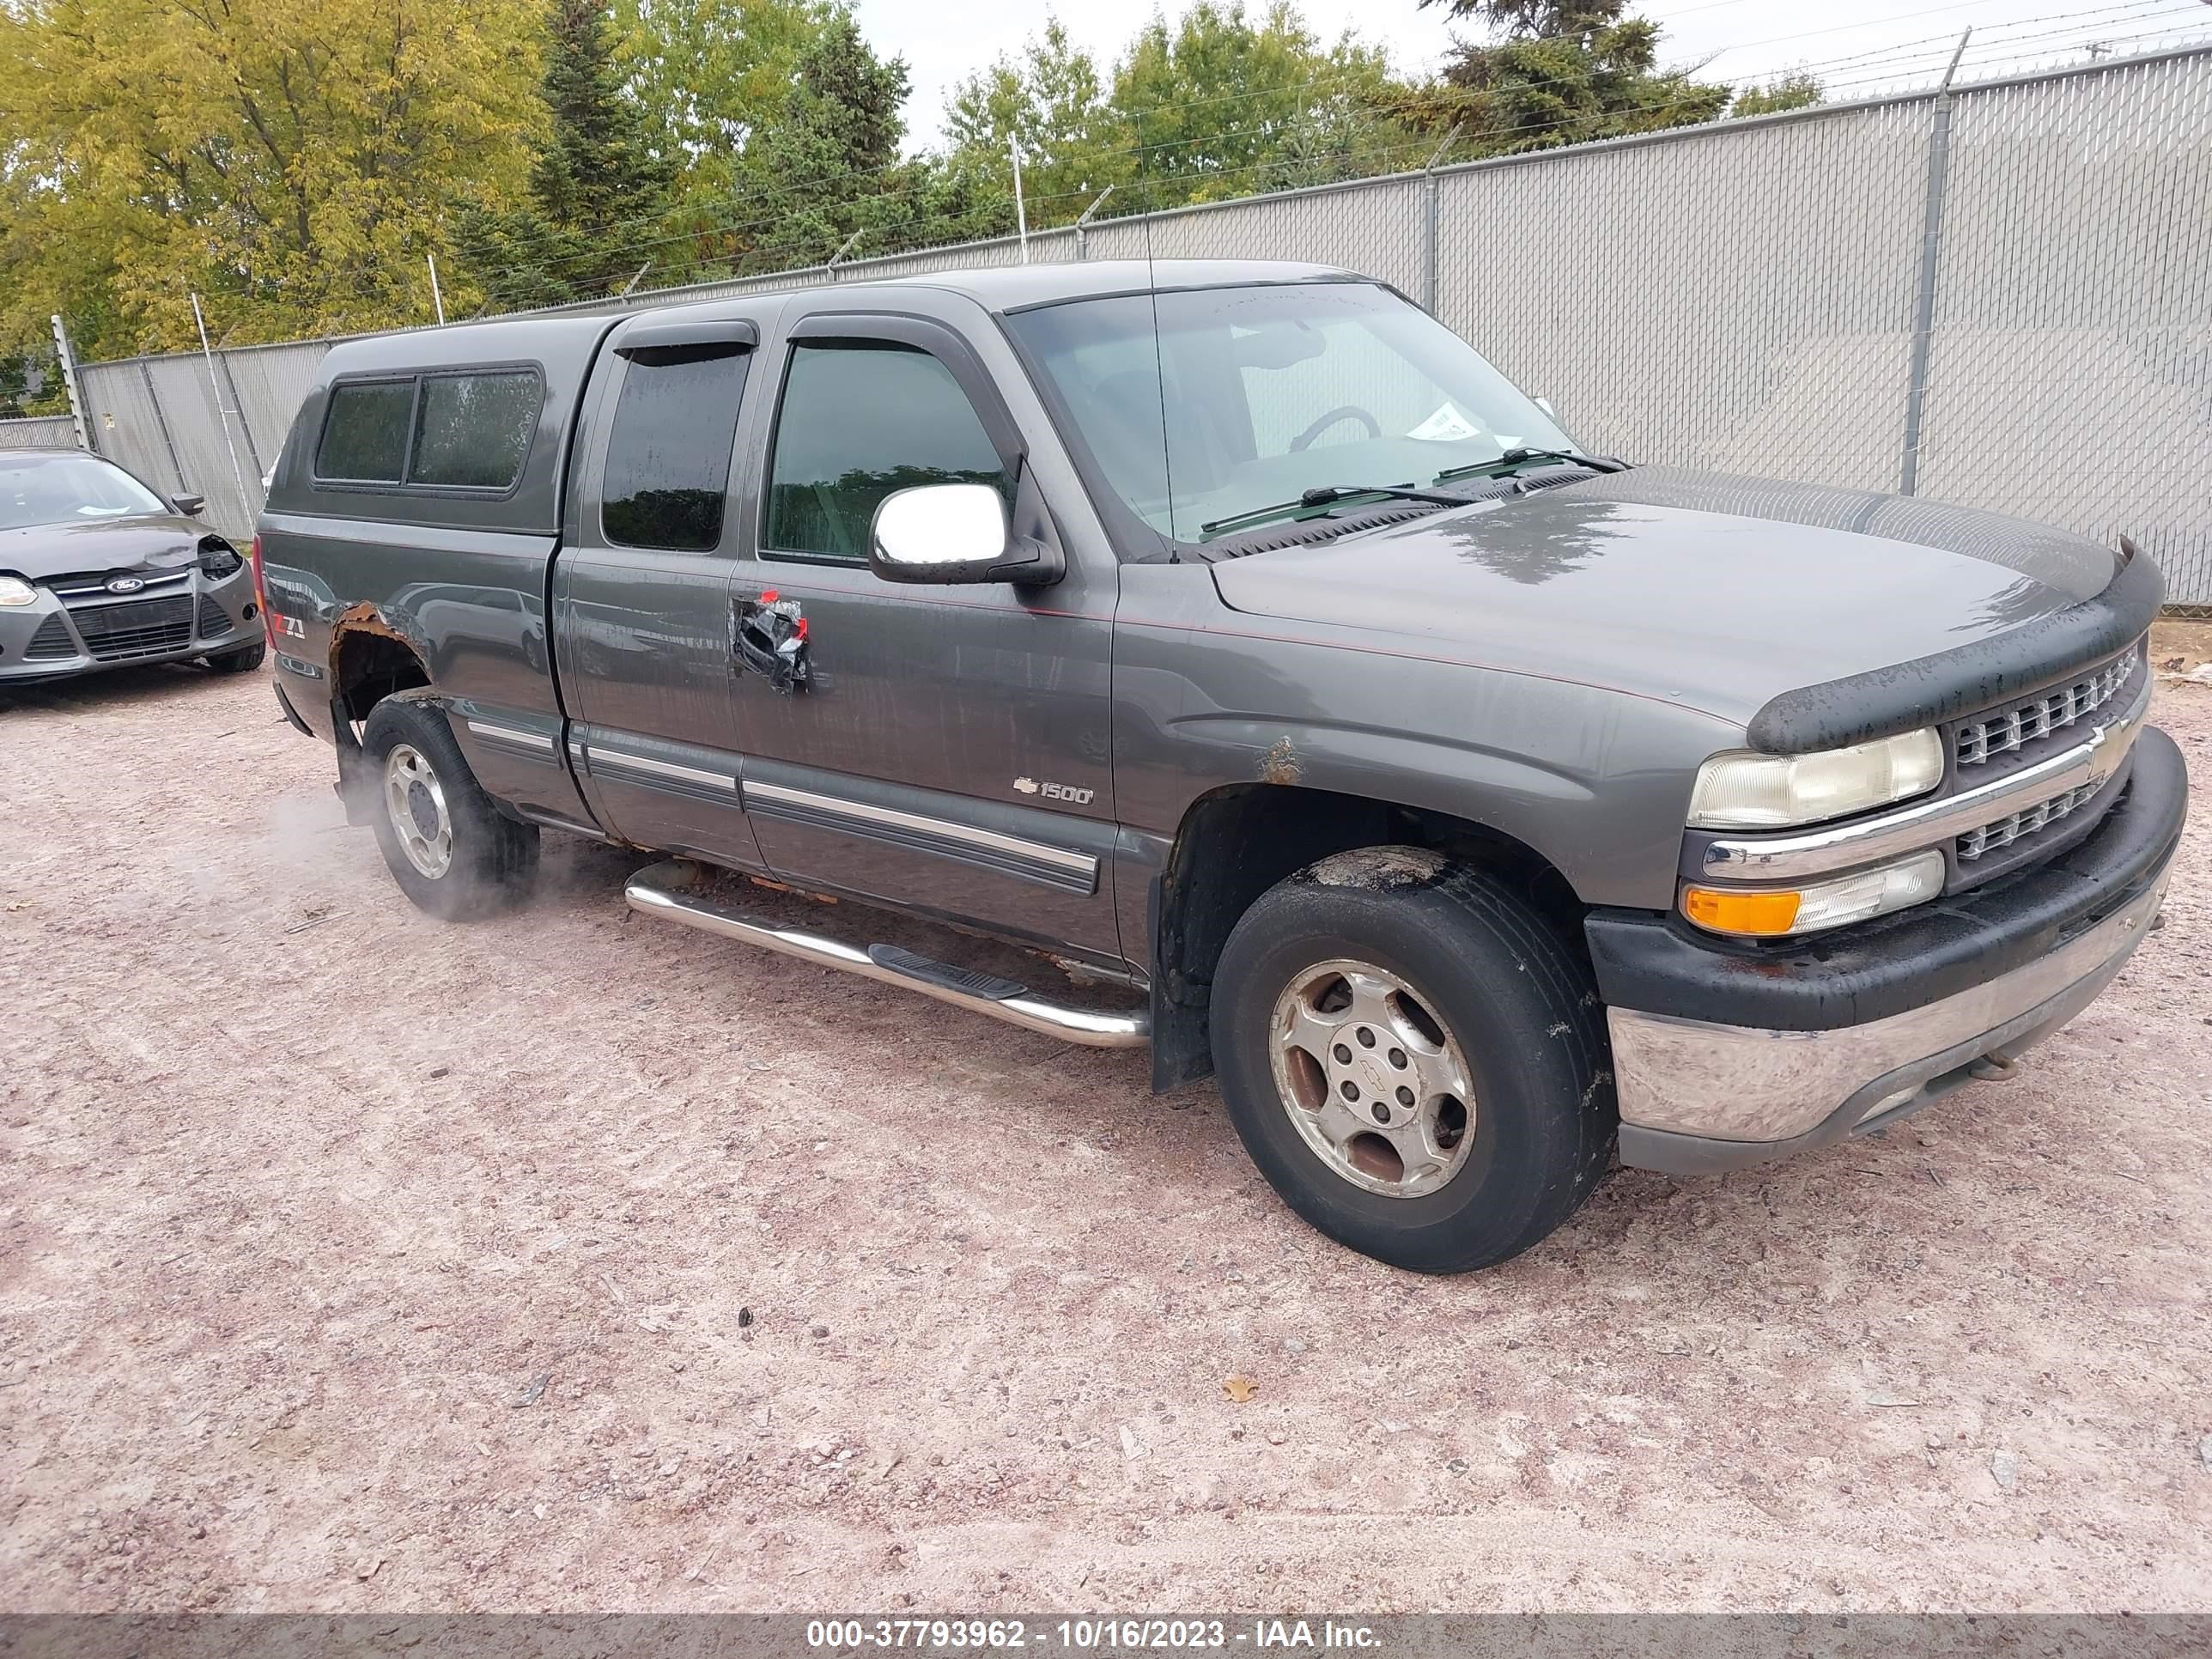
[459,0,674,308]
[1419,0,1734,154]
[732,14,921,268]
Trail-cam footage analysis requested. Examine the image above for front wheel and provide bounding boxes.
[361,696,538,921]
[1210,848,1614,1273]
[204,640,266,673]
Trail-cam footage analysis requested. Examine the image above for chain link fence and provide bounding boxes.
[0,415,77,448]
[54,44,2212,603]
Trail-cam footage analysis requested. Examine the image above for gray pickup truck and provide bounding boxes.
[257,259,2185,1273]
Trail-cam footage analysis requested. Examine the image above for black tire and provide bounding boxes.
[360,696,539,921]
[204,640,266,673]
[1210,848,1613,1273]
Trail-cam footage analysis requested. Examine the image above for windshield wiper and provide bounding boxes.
[1200,483,1472,539]
[1434,447,1627,483]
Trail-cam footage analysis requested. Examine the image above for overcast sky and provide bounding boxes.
[854,0,2212,146]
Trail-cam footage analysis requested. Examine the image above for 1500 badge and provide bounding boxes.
[1013,776,1094,805]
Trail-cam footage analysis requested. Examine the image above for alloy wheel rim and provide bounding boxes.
[1267,957,1477,1199]
[382,744,453,879]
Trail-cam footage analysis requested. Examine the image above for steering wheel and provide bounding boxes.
[1289,405,1383,453]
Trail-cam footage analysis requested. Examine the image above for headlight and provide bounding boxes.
[198,537,243,578]
[0,574,38,606]
[1688,729,1943,830]
[1683,850,1945,939]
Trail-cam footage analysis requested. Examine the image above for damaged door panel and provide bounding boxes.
[729,308,1122,962]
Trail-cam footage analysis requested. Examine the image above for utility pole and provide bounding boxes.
[1010,137,1030,264]
[428,252,447,325]
[191,293,255,521]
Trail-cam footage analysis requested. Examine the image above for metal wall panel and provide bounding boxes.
[67,46,2212,599]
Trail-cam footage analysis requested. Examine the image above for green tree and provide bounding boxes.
[1420,0,1734,154]
[0,0,543,360]
[457,0,677,308]
[1112,3,1418,208]
[1731,74,1823,118]
[943,21,1133,229]
[730,12,936,269]
[614,0,837,225]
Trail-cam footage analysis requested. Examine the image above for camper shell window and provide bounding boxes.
[313,366,543,495]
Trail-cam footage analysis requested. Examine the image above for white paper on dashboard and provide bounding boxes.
[1407,403,1480,441]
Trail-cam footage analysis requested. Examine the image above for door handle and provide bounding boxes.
[732,589,812,694]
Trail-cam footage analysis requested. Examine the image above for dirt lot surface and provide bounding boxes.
[3,667,2210,1615]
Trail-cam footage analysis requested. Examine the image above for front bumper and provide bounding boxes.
[1591,725,2188,1174]
[0,568,258,682]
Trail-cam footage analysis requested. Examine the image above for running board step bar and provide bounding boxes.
[624,860,1149,1049]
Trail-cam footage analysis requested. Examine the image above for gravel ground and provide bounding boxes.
[2,666,2209,1616]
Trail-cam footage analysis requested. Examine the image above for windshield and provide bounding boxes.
[0,453,169,532]
[1006,282,1577,545]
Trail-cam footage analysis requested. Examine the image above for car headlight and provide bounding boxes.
[1682,850,1946,939]
[0,574,39,606]
[1687,728,1943,830]
[198,536,243,578]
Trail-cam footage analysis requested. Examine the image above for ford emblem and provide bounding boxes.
[106,575,145,594]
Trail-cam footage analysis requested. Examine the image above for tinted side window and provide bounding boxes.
[410,372,539,489]
[765,343,1007,562]
[317,380,415,482]
[602,350,749,551]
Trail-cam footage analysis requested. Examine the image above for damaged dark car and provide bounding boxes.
[0,448,264,686]
[256,260,2186,1273]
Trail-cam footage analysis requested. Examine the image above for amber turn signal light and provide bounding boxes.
[1681,885,1802,936]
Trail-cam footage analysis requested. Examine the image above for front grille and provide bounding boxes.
[1954,654,2134,768]
[70,594,193,660]
[51,569,191,604]
[1957,781,2101,862]
[195,594,231,638]
[23,614,77,660]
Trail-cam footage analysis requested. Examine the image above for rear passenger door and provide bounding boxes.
[550,312,773,866]
[727,308,1123,964]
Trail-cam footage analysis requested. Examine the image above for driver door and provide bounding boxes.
[727,309,1124,966]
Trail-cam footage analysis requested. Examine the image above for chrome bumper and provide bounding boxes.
[1610,865,2171,1174]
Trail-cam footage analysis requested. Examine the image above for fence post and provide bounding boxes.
[1421,125,1462,316]
[50,314,93,452]
[1899,30,1972,496]
[216,351,264,478]
[191,293,257,522]
[1074,187,1115,262]
[137,362,188,492]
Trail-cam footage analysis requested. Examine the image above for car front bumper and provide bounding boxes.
[0,567,258,683]
[1589,725,2188,1175]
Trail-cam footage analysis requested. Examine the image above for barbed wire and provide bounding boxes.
[444,0,2185,272]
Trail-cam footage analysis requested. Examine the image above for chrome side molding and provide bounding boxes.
[623,860,1148,1048]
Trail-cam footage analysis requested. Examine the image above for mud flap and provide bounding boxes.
[331,696,375,826]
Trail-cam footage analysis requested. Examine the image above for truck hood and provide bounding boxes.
[1208,467,2122,727]
[0,513,210,582]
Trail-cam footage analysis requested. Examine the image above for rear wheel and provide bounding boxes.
[1210,848,1613,1273]
[361,696,538,921]
[204,640,265,674]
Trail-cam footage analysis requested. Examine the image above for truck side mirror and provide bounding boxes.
[869,483,1060,586]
